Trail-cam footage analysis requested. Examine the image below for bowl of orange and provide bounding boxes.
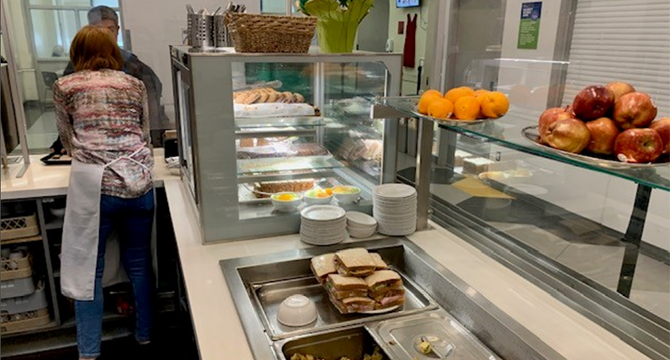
[271,192,303,212]
[304,188,333,205]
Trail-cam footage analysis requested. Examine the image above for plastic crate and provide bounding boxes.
[0,277,35,300]
[1,284,47,315]
[0,308,51,334]
[1,215,40,241]
[1,255,32,281]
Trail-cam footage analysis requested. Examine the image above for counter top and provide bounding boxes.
[1,149,178,200]
[164,179,652,360]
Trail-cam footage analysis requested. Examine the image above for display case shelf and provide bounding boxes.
[374,97,670,192]
[235,116,326,130]
[236,155,345,177]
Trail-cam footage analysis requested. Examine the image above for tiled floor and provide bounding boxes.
[431,178,670,323]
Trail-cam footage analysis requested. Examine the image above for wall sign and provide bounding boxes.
[518,2,542,49]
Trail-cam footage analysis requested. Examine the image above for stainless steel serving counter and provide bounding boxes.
[164,179,653,360]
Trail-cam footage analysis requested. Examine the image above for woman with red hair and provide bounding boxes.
[54,25,154,360]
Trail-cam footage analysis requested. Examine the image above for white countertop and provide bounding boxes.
[1,149,178,200]
[163,179,651,360]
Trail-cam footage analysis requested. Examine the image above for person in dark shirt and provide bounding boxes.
[50,5,170,154]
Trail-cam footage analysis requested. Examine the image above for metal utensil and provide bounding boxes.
[213,6,222,15]
[239,5,246,13]
[186,4,194,14]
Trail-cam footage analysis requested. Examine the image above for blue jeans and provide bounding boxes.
[75,190,155,359]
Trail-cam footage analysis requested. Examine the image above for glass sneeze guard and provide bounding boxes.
[374,97,670,192]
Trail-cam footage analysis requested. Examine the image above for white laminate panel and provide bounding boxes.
[0,149,178,200]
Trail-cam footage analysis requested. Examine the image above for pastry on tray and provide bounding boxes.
[236,143,328,159]
[291,143,329,157]
[232,87,306,105]
[253,179,315,198]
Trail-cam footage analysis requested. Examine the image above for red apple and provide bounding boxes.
[545,118,591,154]
[612,92,658,130]
[572,85,616,121]
[605,82,636,103]
[585,117,620,155]
[615,128,663,163]
[649,118,670,155]
[538,107,576,144]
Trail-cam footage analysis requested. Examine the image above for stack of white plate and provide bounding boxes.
[300,205,347,245]
[346,211,377,239]
[373,184,417,236]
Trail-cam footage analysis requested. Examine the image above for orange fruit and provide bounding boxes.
[427,98,454,119]
[479,91,509,118]
[445,87,475,105]
[418,92,441,114]
[473,89,489,99]
[453,96,481,121]
[473,90,489,118]
[324,188,333,196]
[422,89,443,98]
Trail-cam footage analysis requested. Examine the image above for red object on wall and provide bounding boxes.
[398,21,404,35]
[403,14,417,68]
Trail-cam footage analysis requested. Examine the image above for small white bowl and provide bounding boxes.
[50,207,66,218]
[277,294,317,327]
[333,186,361,205]
[346,211,376,227]
[304,189,333,206]
[271,192,303,212]
[348,227,376,239]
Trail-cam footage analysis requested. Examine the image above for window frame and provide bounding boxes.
[24,1,125,61]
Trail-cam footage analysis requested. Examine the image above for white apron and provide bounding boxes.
[60,147,150,301]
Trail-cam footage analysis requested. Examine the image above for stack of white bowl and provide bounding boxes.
[373,184,417,236]
[300,205,347,245]
[345,211,377,238]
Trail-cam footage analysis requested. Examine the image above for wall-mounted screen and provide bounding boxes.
[396,0,420,8]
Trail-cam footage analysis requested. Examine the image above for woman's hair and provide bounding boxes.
[70,25,123,72]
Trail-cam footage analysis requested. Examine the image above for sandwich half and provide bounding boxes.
[370,253,388,270]
[328,295,376,314]
[310,253,337,284]
[365,270,405,309]
[325,274,368,299]
[334,248,376,277]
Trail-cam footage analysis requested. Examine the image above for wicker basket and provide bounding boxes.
[225,13,316,53]
[1,215,40,242]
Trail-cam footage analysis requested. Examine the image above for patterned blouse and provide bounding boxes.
[54,69,154,199]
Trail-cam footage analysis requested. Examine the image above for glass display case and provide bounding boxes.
[170,46,402,243]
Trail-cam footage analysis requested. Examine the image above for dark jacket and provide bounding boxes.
[51,50,169,152]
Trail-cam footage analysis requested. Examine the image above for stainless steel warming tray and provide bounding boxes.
[251,267,437,340]
[220,237,565,360]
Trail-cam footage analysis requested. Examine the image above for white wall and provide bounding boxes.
[120,0,261,111]
[387,0,428,95]
[498,0,563,113]
[357,0,389,52]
